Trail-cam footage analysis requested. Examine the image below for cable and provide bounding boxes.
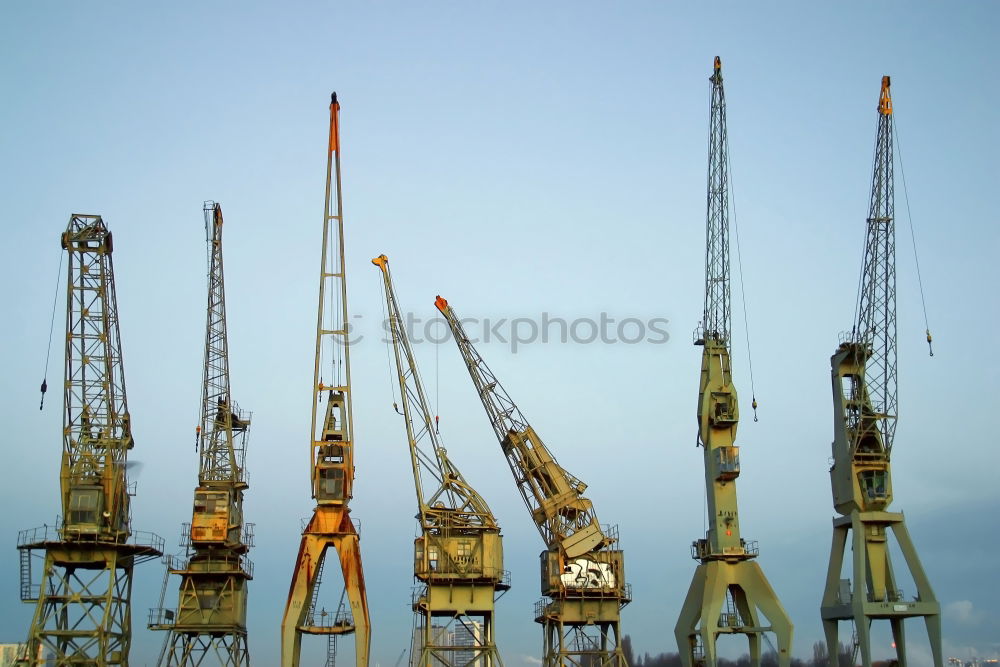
[725,141,759,421]
[378,274,400,411]
[40,251,64,410]
[892,116,934,356]
[852,128,885,345]
[435,315,440,433]
[330,233,339,387]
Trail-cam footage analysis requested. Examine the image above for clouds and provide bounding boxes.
[945,600,980,627]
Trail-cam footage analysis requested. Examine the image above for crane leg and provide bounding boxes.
[282,509,369,667]
[738,562,793,667]
[822,620,839,667]
[821,523,849,667]
[698,565,729,667]
[890,617,906,667]
[675,563,708,667]
[891,522,943,667]
[281,534,323,667]
[851,517,873,667]
[732,586,761,667]
[923,614,943,667]
[855,619,873,667]
[334,531,370,666]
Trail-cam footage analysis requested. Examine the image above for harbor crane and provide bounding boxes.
[674,57,793,667]
[149,202,254,665]
[17,215,163,664]
[437,296,630,666]
[281,93,371,666]
[374,255,507,666]
[819,75,942,667]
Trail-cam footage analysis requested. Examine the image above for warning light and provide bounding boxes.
[726,530,732,536]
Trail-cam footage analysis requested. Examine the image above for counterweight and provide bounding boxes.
[437,296,630,667]
[149,202,254,665]
[17,215,163,664]
[819,75,942,667]
[674,57,793,667]
[281,93,370,667]
[374,255,507,666]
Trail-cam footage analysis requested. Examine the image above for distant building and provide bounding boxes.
[410,622,484,667]
[410,625,450,666]
[0,643,46,666]
[452,620,483,667]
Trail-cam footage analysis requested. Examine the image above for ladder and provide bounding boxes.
[307,555,327,626]
[325,631,338,667]
[19,548,34,601]
[324,604,342,667]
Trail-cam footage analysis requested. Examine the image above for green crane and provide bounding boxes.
[17,215,163,664]
[674,57,793,667]
[819,75,942,667]
[374,255,507,666]
[437,296,630,666]
[149,202,254,665]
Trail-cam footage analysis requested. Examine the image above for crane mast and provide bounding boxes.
[281,93,370,667]
[149,202,254,665]
[16,215,163,665]
[819,75,942,667]
[674,57,793,667]
[436,296,629,667]
[373,255,506,666]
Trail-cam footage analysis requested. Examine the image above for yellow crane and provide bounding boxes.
[437,296,630,666]
[281,93,370,666]
[149,202,254,665]
[674,58,793,667]
[819,75,942,667]
[374,255,507,665]
[17,216,163,664]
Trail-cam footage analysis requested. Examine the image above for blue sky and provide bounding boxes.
[1,2,998,665]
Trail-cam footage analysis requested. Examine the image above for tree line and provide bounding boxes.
[620,637,899,667]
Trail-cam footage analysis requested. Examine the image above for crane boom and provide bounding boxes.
[435,296,607,559]
[820,75,942,667]
[281,93,370,667]
[17,215,162,665]
[150,202,253,664]
[375,256,497,531]
[849,74,898,459]
[198,204,250,487]
[436,295,629,666]
[675,57,792,667]
[375,255,505,666]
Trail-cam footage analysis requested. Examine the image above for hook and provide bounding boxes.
[926,329,934,357]
[39,378,47,411]
[751,396,759,423]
